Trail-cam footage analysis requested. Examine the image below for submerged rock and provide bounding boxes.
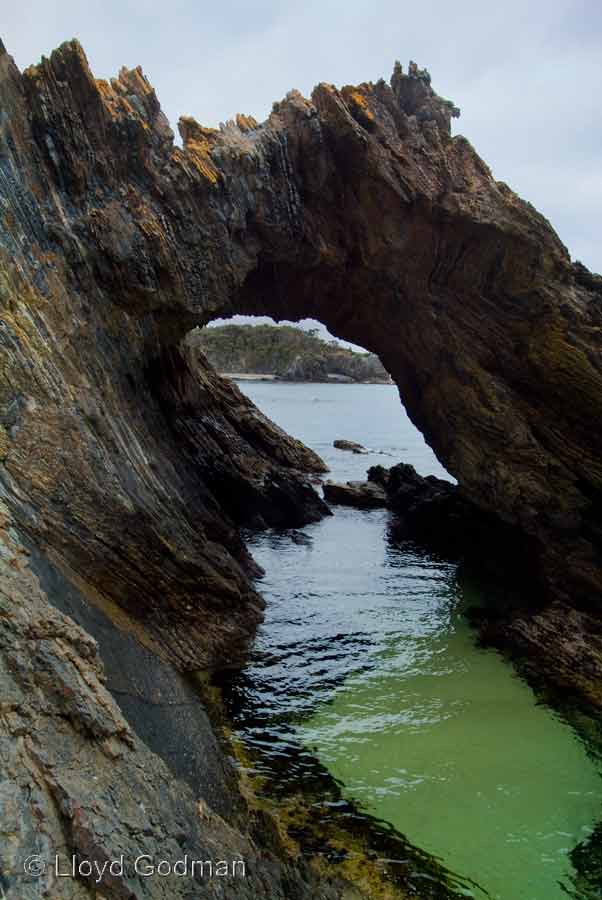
[333,439,369,453]
[290,530,313,545]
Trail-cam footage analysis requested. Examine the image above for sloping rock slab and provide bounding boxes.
[323,480,387,509]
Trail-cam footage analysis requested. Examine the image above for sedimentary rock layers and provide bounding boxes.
[2,38,601,619]
[1,39,334,670]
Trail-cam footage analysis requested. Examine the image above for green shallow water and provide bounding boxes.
[297,587,602,900]
[230,381,602,900]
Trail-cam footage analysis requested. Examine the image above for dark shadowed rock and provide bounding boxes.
[368,462,453,507]
[369,462,535,573]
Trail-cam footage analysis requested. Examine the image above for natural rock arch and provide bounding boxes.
[1,39,601,677]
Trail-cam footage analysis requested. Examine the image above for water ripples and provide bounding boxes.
[220,382,602,900]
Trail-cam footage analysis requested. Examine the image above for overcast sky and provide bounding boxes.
[2,1,601,273]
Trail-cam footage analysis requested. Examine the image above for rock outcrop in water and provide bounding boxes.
[368,462,532,573]
[323,478,388,509]
[333,440,369,454]
[1,34,602,897]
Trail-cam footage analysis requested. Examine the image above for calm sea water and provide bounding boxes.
[229,381,602,900]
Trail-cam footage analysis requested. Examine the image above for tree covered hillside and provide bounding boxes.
[190,324,392,383]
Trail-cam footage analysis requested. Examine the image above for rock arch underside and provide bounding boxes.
[1,38,602,900]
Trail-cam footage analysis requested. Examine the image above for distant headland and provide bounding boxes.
[189,324,393,383]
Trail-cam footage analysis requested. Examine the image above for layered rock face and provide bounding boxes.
[2,39,600,615]
[1,34,331,672]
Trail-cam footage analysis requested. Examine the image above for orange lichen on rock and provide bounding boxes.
[235,113,258,132]
[178,116,221,184]
[347,89,371,111]
[338,85,377,133]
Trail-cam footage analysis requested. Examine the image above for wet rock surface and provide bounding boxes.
[24,537,240,818]
[0,501,362,900]
[368,463,480,550]
[367,463,530,563]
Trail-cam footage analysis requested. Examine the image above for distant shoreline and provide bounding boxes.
[221,372,277,381]
[221,372,393,384]
[191,323,392,383]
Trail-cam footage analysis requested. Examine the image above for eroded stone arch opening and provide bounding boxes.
[2,36,601,685]
[182,300,534,588]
